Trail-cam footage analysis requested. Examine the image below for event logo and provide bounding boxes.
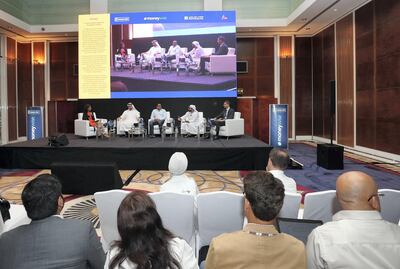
[277,115,283,146]
[144,16,167,21]
[114,17,130,23]
[184,15,204,21]
[221,15,228,21]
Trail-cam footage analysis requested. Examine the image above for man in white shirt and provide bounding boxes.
[178,105,201,137]
[266,148,297,193]
[307,171,400,269]
[165,40,181,64]
[149,103,167,138]
[118,102,140,135]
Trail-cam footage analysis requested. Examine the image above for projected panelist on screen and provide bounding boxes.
[118,102,140,135]
[140,40,163,66]
[165,40,182,64]
[200,36,229,75]
[185,41,204,66]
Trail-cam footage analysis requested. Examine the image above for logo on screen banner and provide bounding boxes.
[221,15,228,21]
[114,17,130,23]
[144,16,167,21]
[183,15,204,21]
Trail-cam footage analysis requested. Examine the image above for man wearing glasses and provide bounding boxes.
[307,171,400,269]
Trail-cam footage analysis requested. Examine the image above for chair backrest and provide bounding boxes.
[203,48,215,55]
[198,112,204,119]
[0,211,4,236]
[181,47,188,54]
[197,191,244,250]
[77,112,96,120]
[166,111,171,119]
[303,190,340,223]
[94,190,130,251]
[234,112,241,119]
[279,192,302,218]
[228,47,236,55]
[127,48,132,55]
[148,192,195,245]
[378,189,400,224]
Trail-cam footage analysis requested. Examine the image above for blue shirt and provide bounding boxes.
[151,109,167,120]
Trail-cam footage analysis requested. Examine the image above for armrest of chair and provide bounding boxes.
[74,119,93,137]
[208,55,236,73]
[223,118,244,135]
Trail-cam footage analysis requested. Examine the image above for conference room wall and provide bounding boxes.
[6,37,17,141]
[17,42,32,137]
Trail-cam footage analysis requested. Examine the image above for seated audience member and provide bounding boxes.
[0,174,105,269]
[178,105,201,137]
[266,148,297,193]
[205,171,306,269]
[105,191,198,269]
[210,100,235,139]
[118,102,140,135]
[149,103,167,138]
[160,152,199,197]
[307,171,400,269]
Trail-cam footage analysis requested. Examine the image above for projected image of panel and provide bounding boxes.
[110,11,237,98]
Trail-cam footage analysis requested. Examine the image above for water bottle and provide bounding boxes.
[174,126,178,141]
[197,126,200,141]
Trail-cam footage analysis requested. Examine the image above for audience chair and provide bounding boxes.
[303,190,340,223]
[196,191,244,257]
[2,204,31,233]
[378,189,400,224]
[279,192,302,219]
[94,190,130,252]
[148,192,196,249]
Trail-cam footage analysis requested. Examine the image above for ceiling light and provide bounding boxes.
[333,8,338,12]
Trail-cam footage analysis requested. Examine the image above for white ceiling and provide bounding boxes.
[0,0,372,40]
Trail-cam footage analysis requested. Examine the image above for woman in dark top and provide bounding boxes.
[82,104,96,127]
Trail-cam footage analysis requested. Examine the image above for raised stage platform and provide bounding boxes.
[0,134,271,170]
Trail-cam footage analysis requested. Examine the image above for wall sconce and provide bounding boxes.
[33,59,44,65]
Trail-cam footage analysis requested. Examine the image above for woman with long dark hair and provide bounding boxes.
[82,104,96,127]
[105,191,198,269]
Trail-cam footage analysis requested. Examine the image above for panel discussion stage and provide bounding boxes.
[0,134,271,171]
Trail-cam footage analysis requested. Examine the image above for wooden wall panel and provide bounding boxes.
[279,36,293,137]
[33,42,45,107]
[312,33,324,137]
[312,26,336,140]
[237,38,256,96]
[336,14,354,147]
[356,1,375,149]
[256,38,275,96]
[237,97,256,136]
[17,42,32,137]
[294,37,312,135]
[50,42,78,100]
[374,0,400,154]
[7,37,17,141]
[355,0,400,154]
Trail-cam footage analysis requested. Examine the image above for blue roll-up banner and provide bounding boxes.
[269,104,289,149]
[27,106,44,140]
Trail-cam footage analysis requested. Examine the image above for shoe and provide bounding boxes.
[213,136,220,140]
[149,135,156,138]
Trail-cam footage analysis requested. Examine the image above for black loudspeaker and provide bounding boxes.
[317,144,344,170]
[50,162,123,195]
[48,134,69,147]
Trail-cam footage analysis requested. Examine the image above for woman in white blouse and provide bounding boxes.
[104,191,198,269]
[160,152,199,197]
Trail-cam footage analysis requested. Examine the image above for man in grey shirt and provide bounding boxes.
[0,174,105,269]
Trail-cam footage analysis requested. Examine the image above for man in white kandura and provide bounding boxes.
[178,105,201,137]
[141,40,163,64]
[118,102,140,135]
[160,152,199,198]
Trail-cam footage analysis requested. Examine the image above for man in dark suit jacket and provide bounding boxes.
[211,100,235,139]
[200,36,229,74]
[0,174,105,269]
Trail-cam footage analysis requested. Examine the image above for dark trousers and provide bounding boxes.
[165,55,176,62]
[200,56,210,74]
[149,119,165,135]
[210,119,225,136]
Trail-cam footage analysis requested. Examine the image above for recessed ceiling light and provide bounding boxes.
[333,8,338,12]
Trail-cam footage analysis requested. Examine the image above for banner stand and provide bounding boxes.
[27,106,44,140]
[269,104,289,149]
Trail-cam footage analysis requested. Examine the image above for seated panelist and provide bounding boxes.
[82,104,108,137]
[149,103,167,138]
[210,100,235,139]
[118,102,140,134]
[178,105,201,136]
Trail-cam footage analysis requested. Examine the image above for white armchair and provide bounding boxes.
[147,111,172,135]
[74,113,107,138]
[212,112,244,138]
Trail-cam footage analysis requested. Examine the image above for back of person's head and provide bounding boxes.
[336,171,380,211]
[110,191,180,269]
[244,171,285,222]
[268,148,290,171]
[168,152,188,176]
[21,174,62,221]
